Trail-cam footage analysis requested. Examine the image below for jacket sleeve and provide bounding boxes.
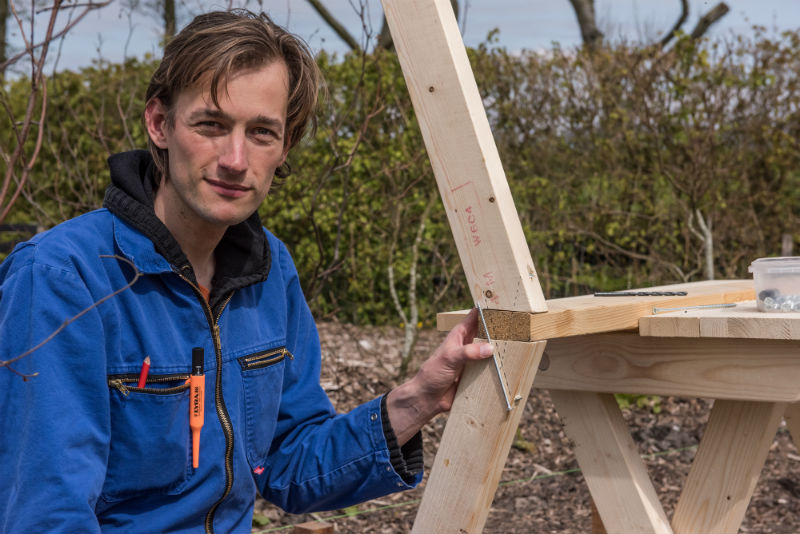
[0,246,109,533]
[256,241,423,513]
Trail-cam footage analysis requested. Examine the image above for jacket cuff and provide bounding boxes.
[380,394,423,484]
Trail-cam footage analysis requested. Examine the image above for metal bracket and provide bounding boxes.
[476,303,516,411]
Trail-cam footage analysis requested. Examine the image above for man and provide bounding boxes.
[0,9,492,534]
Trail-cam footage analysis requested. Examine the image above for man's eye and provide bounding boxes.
[253,127,275,137]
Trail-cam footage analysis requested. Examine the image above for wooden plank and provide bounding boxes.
[381,0,546,313]
[411,340,546,534]
[672,400,786,533]
[293,521,334,534]
[641,301,800,340]
[438,280,755,340]
[536,333,800,402]
[550,390,672,534]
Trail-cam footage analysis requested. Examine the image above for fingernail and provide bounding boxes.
[479,343,494,357]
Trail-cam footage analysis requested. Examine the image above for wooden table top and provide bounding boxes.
[639,301,800,340]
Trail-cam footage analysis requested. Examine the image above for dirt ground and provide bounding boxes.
[251,322,800,534]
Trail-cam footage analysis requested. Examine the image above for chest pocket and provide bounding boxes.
[238,347,291,468]
[102,374,193,500]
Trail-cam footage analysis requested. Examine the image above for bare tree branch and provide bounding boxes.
[0,1,111,72]
[659,0,689,48]
[690,2,729,40]
[306,0,361,52]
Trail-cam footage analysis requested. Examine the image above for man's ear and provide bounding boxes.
[144,99,170,149]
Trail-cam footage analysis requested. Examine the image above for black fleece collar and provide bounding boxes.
[103,150,271,311]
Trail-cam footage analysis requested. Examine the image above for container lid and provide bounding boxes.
[748,256,800,274]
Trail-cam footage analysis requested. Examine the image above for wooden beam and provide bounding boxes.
[671,400,785,533]
[381,0,546,313]
[411,340,546,534]
[438,280,755,341]
[536,333,800,402]
[550,390,673,534]
[293,521,334,534]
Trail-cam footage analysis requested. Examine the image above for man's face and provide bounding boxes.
[146,61,290,232]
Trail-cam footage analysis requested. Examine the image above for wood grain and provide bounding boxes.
[411,340,546,534]
[640,301,800,340]
[536,333,800,402]
[671,400,786,533]
[550,391,673,534]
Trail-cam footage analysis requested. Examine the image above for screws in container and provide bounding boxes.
[758,289,800,312]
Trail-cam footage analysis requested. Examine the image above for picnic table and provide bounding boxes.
[436,281,800,533]
[538,293,800,533]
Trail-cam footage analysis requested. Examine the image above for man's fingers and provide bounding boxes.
[462,341,494,361]
[448,307,480,342]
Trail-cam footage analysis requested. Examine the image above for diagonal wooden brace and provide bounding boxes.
[411,339,546,534]
[381,0,547,314]
[380,1,548,532]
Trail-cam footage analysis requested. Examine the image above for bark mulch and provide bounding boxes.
[251,323,800,534]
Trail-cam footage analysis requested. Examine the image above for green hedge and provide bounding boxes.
[2,31,799,325]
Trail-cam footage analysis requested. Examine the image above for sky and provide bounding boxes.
[5,0,800,74]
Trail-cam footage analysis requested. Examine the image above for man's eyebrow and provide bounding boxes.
[252,115,285,133]
[188,108,231,122]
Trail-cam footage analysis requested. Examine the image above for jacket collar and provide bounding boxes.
[103,150,271,309]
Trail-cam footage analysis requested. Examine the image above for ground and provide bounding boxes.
[251,323,800,534]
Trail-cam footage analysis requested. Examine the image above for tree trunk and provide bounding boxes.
[0,0,7,76]
[568,0,603,51]
[164,0,176,43]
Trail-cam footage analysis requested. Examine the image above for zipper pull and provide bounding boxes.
[109,379,131,396]
[283,348,294,360]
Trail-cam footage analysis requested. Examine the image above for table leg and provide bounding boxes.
[672,399,786,534]
[550,390,673,534]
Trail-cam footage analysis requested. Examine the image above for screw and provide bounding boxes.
[485,290,493,298]
[428,86,435,92]
[489,196,495,203]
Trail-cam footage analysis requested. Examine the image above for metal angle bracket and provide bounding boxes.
[476,303,522,412]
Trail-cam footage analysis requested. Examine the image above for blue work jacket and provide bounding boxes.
[0,151,421,533]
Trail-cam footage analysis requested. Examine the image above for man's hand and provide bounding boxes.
[385,308,494,446]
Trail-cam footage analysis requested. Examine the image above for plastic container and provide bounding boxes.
[748,256,800,312]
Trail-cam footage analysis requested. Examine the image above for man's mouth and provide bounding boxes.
[206,178,250,198]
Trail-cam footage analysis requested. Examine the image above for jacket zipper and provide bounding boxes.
[179,274,235,534]
[240,347,294,371]
[108,374,190,396]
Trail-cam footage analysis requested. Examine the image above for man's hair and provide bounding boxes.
[145,9,321,182]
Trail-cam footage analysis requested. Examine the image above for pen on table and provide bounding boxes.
[190,347,205,469]
[137,356,151,388]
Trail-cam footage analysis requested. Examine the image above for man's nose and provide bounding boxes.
[218,130,248,174]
